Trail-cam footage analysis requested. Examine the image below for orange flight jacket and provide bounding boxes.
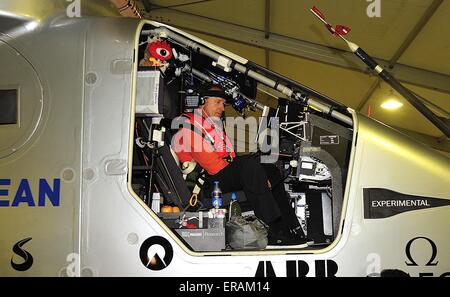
[172,109,236,175]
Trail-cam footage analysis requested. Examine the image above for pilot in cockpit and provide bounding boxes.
[172,84,307,247]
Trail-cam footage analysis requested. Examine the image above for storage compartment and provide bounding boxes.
[136,70,163,116]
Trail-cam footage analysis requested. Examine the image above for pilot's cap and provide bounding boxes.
[199,84,233,103]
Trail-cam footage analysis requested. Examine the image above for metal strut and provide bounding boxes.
[142,27,353,126]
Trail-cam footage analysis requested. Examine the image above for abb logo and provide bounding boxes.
[255,260,338,277]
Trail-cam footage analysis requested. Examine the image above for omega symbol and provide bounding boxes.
[405,236,438,266]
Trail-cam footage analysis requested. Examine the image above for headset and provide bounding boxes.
[183,83,239,113]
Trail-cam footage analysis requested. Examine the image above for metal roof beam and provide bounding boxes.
[357,79,380,112]
[264,0,270,69]
[264,0,270,39]
[146,10,450,94]
[388,0,443,67]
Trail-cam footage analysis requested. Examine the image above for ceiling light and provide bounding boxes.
[381,100,403,110]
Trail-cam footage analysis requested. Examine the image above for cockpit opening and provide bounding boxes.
[129,23,353,253]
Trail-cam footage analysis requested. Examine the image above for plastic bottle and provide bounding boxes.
[211,181,222,209]
[229,192,242,220]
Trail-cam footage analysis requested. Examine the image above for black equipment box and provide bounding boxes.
[305,191,333,245]
[158,211,226,251]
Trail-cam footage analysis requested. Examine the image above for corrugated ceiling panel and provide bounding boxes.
[150,0,264,30]
[270,0,433,60]
[398,0,450,75]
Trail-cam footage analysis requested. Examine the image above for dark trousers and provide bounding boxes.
[206,155,299,229]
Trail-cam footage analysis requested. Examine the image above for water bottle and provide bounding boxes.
[211,181,222,209]
[229,192,242,220]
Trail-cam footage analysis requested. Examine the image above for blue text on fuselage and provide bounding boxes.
[0,178,61,207]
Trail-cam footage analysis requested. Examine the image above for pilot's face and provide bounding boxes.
[202,97,226,119]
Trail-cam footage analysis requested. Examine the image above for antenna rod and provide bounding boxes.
[310,6,450,138]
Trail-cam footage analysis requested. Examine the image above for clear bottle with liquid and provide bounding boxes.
[229,192,242,220]
[211,181,222,209]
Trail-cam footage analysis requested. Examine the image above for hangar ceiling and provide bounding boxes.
[1,0,448,152]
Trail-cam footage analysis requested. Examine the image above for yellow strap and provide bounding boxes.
[189,193,198,207]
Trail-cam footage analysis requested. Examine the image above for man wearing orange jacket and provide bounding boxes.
[172,84,306,246]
